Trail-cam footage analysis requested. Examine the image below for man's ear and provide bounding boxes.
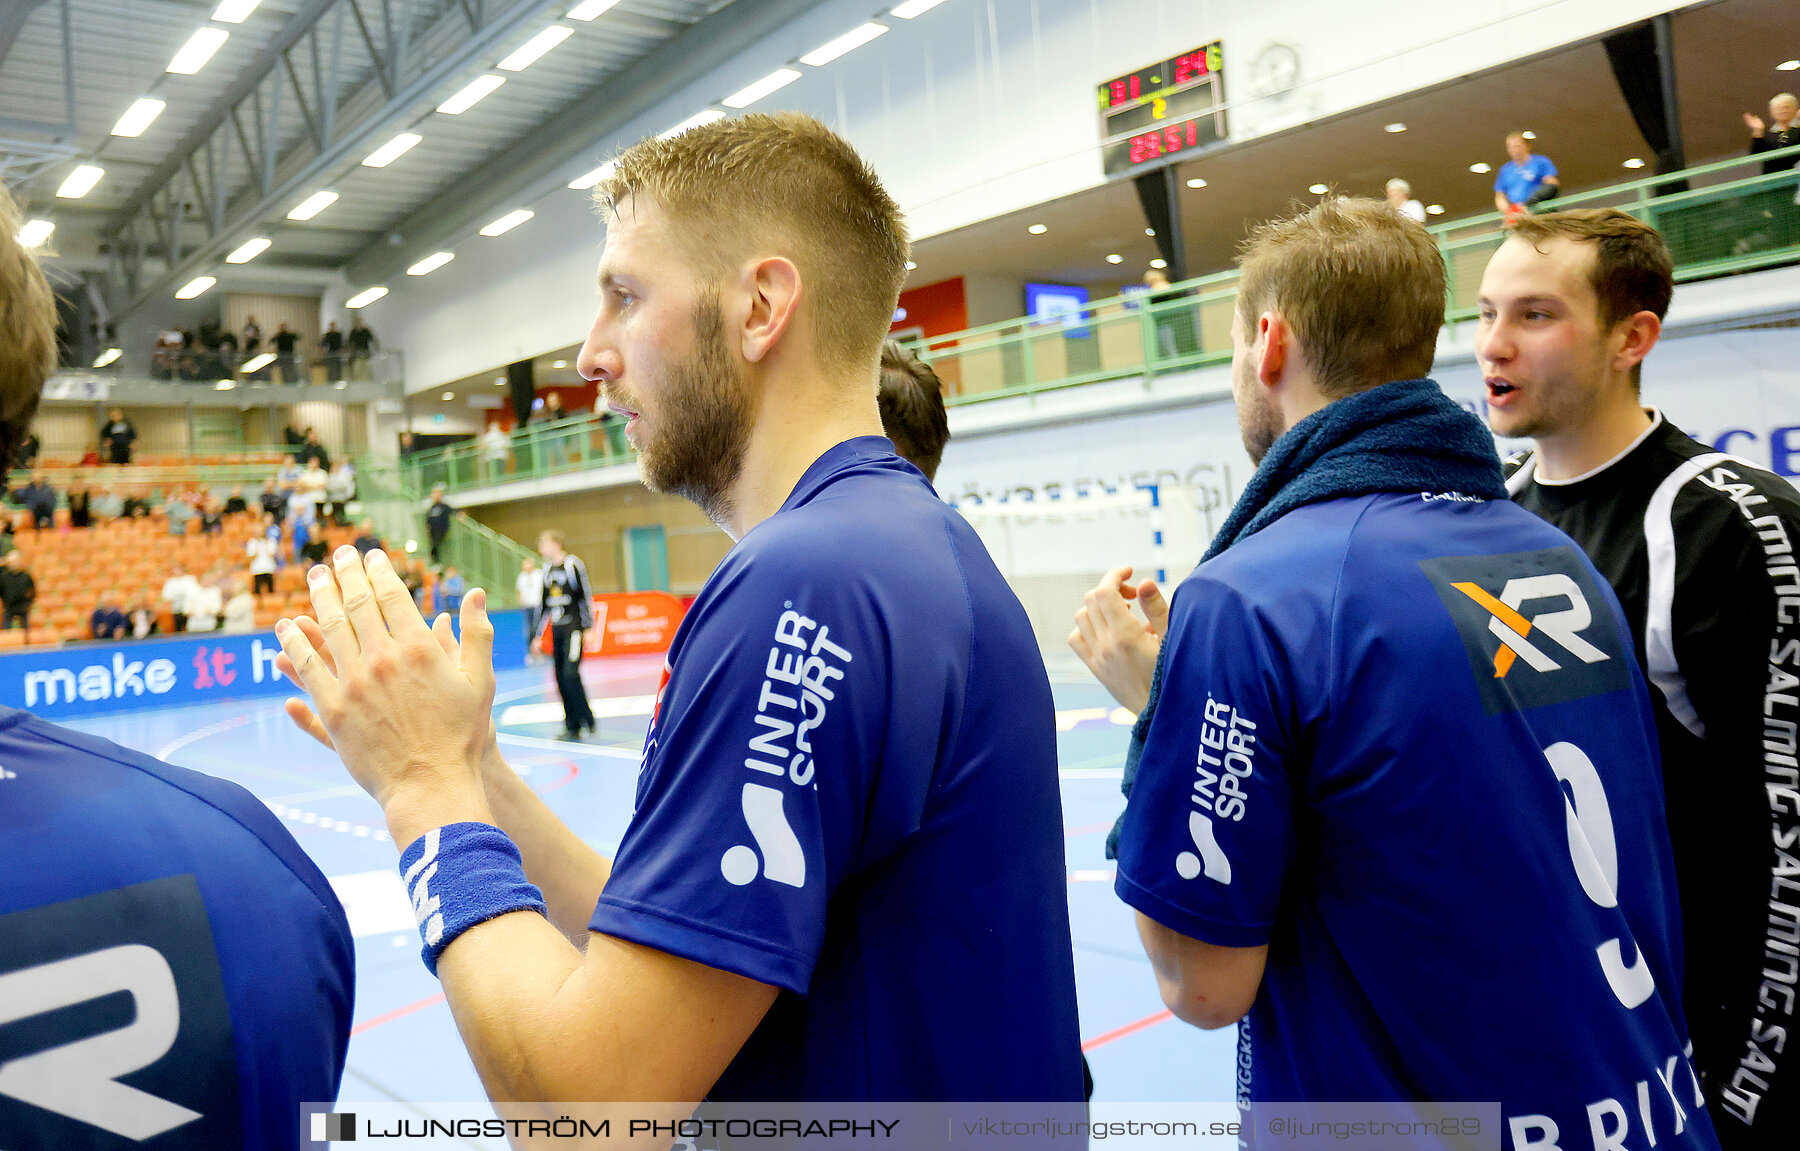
[1613,310,1662,375]
[1255,312,1289,388]
[739,256,802,364]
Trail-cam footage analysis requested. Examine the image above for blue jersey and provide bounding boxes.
[0,707,353,1150]
[1495,153,1558,205]
[1115,493,1719,1150]
[589,437,1083,1101]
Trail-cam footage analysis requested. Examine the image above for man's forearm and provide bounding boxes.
[481,739,613,942]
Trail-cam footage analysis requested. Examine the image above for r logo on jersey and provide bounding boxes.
[1421,546,1632,714]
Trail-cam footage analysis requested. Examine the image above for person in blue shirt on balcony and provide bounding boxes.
[1494,130,1560,219]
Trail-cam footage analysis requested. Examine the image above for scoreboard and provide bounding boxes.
[1097,42,1226,177]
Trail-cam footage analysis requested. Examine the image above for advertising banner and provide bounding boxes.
[535,593,686,659]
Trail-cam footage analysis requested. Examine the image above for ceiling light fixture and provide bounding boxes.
[346,286,388,309]
[407,252,455,276]
[56,164,104,199]
[288,190,338,219]
[1426,204,1445,215]
[890,0,950,17]
[567,0,621,18]
[1144,227,1155,236]
[1521,130,1536,140]
[214,380,236,391]
[93,347,122,368]
[176,275,216,299]
[801,23,888,67]
[493,376,507,386]
[225,236,270,263]
[1469,162,1492,174]
[481,209,534,236]
[1105,254,1123,264]
[1779,60,1800,71]
[723,68,802,109]
[1149,259,1167,269]
[18,219,54,248]
[1308,183,1329,194]
[498,25,572,72]
[1622,157,1646,169]
[1384,122,1407,133]
[241,352,275,372]
[111,98,167,137]
[441,392,455,401]
[211,0,261,22]
[437,74,505,115]
[551,360,569,369]
[363,132,422,168]
[658,110,726,140]
[167,27,230,75]
[1027,223,1047,235]
[568,160,615,190]
[1186,177,1207,188]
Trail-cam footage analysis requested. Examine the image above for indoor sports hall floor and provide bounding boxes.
[61,651,1234,1125]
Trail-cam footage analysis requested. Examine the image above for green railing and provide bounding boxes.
[401,416,632,497]
[353,456,537,605]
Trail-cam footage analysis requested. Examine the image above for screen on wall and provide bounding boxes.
[1026,283,1091,339]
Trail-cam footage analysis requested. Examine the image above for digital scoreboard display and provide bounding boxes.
[1097,42,1225,177]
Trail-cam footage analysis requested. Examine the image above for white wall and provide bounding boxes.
[370,0,1690,393]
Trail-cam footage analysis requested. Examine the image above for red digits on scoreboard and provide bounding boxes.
[1110,80,1126,107]
[1129,75,1141,100]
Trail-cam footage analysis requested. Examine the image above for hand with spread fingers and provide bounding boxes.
[276,544,498,847]
[1069,564,1168,715]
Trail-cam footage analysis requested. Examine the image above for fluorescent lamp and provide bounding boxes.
[480,209,534,236]
[1780,60,1800,72]
[441,392,455,401]
[407,251,455,276]
[167,27,230,75]
[176,275,216,299]
[1384,122,1407,133]
[566,0,621,18]
[111,98,167,137]
[18,219,54,248]
[438,74,505,115]
[93,347,122,368]
[1105,254,1122,264]
[723,68,802,109]
[567,160,615,190]
[890,0,949,17]
[1186,178,1208,188]
[1521,131,1536,140]
[288,190,338,219]
[240,352,275,372]
[801,23,887,67]
[225,236,270,263]
[212,1,260,22]
[363,132,422,168]
[1426,204,1445,215]
[56,164,104,199]
[346,286,388,309]
[1622,157,1646,169]
[498,25,572,72]
[1149,259,1167,270]
[1308,183,1329,194]
[658,110,725,140]
[214,380,236,391]
[1027,223,1047,235]
[1469,162,1491,174]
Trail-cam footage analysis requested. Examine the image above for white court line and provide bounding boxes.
[154,714,253,760]
[496,733,641,760]
[1060,767,1124,780]
[270,783,368,805]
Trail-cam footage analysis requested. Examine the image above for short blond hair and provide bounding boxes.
[596,113,909,375]
[1235,197,1445,397]
[0,184,53,465]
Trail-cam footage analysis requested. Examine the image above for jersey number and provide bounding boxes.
[1546,742,1656,1009]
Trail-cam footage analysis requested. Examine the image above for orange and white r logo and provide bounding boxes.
[1449,574,1613,678]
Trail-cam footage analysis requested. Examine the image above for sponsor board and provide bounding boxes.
[537,593,686,658]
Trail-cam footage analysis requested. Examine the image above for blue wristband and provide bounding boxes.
[399,822,547,976]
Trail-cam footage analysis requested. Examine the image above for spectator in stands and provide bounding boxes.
[221,577,255,634]
[297,428,329,470]
[120,485,150,518]
[90,591,129,641]
[14,429,39,468]
[352,518,383,555]
[0,184,352,1130]
[199,495,224,535]
[91,485,122,519]
[224,484,248,515]
[878,340,951,483]
[398,429,418,456]
[482,420,511,481]
[12,471,56,528]
[259,477,287,522]
[0,550,34,631]
[272,322,300,383]
[298,457,329,521]
[319,322,345,380]
[1747,92,1800,173]
[1493,131,1559,218]
[163,489,196,536]
[77,439,101,467]
[66,479,91,528]
[283,421,305,448]
[129,598,159,639]
[517,556,541,614]
[248,517,279,596]
[186,569,223,632]
[152,328,182,379]
[242,314,262,358]
[434,565,466,616]
[425,483,452,564]
[277,454,303,498]
[162,563,199,632]
[1385,178,1427,223]
[291,505,317,566]
[535,390,573,468]
[101,406,136,464]
[326,458,355,525]
[347,315,376,379]
[1144,267,1198,360]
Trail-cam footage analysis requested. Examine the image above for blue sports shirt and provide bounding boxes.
[590,437,1084,1101]
[0,706,354,1150]
[1115,493,1719,1150]
[1495,153,1558,205]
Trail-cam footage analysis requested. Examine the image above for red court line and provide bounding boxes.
[350,991,447,1036]
[1081,1008,1174,1053]
[537,763,579,792]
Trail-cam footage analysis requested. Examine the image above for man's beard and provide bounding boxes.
[1236,366,1283,466]
[630,296,756,526]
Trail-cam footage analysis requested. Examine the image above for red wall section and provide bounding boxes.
[892,277,968,340]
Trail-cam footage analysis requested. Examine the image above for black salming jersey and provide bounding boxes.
[530,555,593,633]
[1509,411,1799,1148]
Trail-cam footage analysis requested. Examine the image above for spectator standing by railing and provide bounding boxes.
[1143,268,1198,360]
[482,420,511,482]
[66,480,91,528]
[1385,178,1427,223]
[0,550,35,633]
[534,390,572,468]
[327,459,355,525]
[1747,92,1800,174]
[101,406,135,464]
[14,430,39,469]
[272,322,300,383]
[347,316,377,379]
[241,314,262,358]
[297,427,329,470]
[91,591,129,640]
[1493,131,1559,220]
[319,322,345,381]
[516,557,540,614]
[425,483,452,565]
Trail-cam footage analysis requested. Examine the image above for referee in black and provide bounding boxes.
[529,529,596,741]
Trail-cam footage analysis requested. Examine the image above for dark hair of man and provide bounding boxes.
[1234,197,1446,398]
[1508,208,1674,326]
[0,184,53,468]
[877,340,950,481]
